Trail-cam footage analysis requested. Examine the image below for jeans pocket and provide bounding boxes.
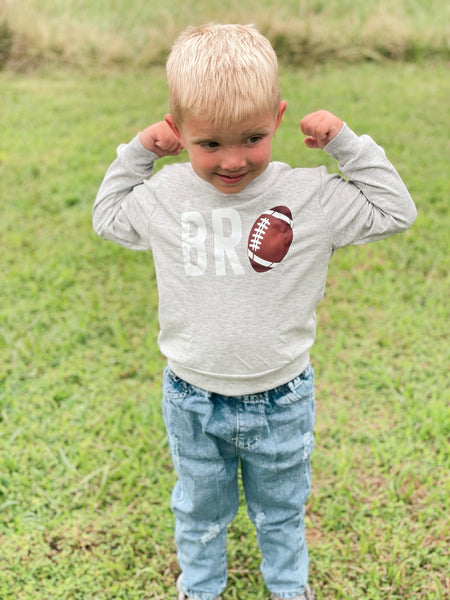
[163,367,193,406]
[273,364,315,407]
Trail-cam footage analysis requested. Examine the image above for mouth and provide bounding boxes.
[216,172,248,185]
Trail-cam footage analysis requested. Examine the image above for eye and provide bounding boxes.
[200,141,219,149]
[246,135,263,145]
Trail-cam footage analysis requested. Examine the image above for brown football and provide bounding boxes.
[247,206,293,272]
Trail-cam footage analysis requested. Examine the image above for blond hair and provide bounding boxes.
[166,23,281,127]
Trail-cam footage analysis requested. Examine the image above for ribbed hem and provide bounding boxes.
[167,353,310,396]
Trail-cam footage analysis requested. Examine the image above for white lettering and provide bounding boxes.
[181,211,207,276]
[212,208,244,275]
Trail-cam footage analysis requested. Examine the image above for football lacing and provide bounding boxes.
[249,217,270,251]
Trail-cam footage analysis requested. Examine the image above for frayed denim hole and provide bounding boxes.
[255,511,267,534]
[200,523,221,546]
[301,431,315,462]
[236,393,270,404]
[168,432,181,470]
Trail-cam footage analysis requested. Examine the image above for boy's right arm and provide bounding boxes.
[93,122,182,249]
[138,121,183,156]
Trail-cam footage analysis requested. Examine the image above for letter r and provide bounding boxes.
[181,211,207,276]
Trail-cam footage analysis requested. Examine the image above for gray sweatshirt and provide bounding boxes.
[93,124,416,395]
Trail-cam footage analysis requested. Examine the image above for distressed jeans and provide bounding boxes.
[162,364,315,600]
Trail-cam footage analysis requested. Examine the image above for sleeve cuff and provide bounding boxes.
[115,135,160,176]
[323,123,361,161]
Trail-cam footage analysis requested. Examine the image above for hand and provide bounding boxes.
[300,110,344,150]
[139,121,184,157]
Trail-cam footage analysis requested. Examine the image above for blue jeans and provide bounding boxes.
[162,364,315,600]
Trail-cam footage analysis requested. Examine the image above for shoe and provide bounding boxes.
[177,590,222,600]
[176,576,222,600]
[271,584,315,600]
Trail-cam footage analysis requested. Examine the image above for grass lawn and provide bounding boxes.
[2,0,448,69]
[0,61,449,599]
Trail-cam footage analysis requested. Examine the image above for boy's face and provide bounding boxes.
[165,101,286,194]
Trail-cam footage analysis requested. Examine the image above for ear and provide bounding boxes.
[164,114,182,141]
[275,101,287,130]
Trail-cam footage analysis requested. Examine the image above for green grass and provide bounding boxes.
[1,61,449,599]
[1,0,449,69]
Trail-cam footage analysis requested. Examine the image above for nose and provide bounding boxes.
[220,148,246,171]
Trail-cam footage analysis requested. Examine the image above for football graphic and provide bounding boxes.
[247,206,293,272]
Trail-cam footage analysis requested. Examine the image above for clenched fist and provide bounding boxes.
[300,110,344,150]
[139,121,184,157]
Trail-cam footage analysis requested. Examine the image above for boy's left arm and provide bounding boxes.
[300,111,417,247]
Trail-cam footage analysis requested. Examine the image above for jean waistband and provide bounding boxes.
[166,362,313,403]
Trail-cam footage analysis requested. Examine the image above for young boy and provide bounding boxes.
[93,24,416,600]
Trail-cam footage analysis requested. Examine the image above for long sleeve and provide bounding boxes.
[93,136,160,250]
[320,124,417,248]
